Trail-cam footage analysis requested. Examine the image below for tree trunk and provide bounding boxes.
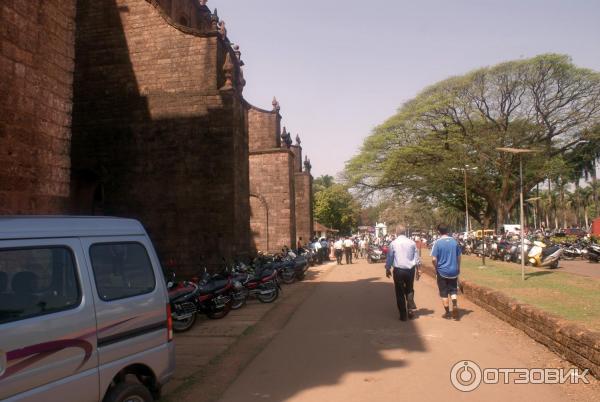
[594,160,599,217]
[560,179,567,228]
[585,206,589,229]
[574,181,581,227]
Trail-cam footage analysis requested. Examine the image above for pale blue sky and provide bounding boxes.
[216,0,600,177]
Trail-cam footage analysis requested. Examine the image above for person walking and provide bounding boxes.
[385,225,420,321]
[333,237,344,265]
[343,237,354,264]
[431,223,462,320]
[359,238,367,258]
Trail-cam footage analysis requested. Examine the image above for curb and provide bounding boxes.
[421,263,600,378]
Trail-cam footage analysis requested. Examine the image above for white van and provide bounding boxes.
[0,217,175,401]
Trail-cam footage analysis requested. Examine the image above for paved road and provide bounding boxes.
[557,258,600,278]
[217,259,598,402]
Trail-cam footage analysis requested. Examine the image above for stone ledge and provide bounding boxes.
[250,148,295,156]
[421,264,600,378]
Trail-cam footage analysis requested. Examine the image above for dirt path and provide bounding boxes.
[557,258,600,278]
[217,259,599,402]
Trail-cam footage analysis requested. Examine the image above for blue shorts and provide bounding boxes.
[436,275,458,297]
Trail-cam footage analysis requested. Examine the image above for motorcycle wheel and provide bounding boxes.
[207,297,233,319]
[549,260,559,269]
[257,286,279,303]
[172,313,197,332]
[231,290,247,310]
[280,271,296,284]
[367,257,373,264]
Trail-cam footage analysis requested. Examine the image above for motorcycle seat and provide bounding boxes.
[198,279,229,294]
[542,246,560,257]
[169,282,198,301]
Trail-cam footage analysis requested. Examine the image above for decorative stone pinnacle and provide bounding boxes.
[281,127,292,148]
[220,52,234,91]
[272,97,280,111]
[232,44,241,61]
[295,134,301,145]
[304,156,312,172]
[218,20,227,38]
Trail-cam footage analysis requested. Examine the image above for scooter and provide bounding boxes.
[527,240,562,269]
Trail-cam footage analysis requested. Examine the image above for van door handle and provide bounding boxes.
[0,349,6,377]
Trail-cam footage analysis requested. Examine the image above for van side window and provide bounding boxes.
[0,247,80,325]
[90,242,156,301]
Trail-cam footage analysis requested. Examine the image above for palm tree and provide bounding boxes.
[580,186,593,229]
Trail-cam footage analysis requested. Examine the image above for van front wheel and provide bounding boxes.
[104,382,153,402]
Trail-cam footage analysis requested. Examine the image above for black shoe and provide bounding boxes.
[452,308,459,320]
[442,311,452,320]
[399,316,408,321]
[408,310,415,320]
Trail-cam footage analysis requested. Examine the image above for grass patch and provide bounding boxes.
[421,255,600,332]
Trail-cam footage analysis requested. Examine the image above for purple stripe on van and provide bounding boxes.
[1,317,136,381]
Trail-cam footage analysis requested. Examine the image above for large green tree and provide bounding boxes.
[345,54,600,228]
[313,180,358,235]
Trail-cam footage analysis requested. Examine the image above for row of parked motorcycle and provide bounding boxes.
[165,249,316,333]
[459,235,600,269]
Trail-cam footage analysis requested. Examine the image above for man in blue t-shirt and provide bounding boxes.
[431,223,462,320]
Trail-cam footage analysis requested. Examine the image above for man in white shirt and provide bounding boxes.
[333,238,344,265]
[385,225,421,321]
[343,237,354,264]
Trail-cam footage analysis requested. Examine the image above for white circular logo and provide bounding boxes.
[450,360,482,392]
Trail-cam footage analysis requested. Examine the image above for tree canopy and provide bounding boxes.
[345,54,600,227]
[313,176,358,235]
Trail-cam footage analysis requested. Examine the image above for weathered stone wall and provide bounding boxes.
[290,144,303,174]
[295,172,313,246]
[248,105,280,151]
[0,0,76,214]
[249,150,296,253]
[71,0,249,275]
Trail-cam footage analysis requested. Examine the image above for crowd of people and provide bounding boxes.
[297,225,462,323]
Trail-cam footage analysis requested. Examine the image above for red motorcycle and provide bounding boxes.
[167,271,234,332]
[230,262,280,309]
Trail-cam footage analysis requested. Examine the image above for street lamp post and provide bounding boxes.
[497,147,537,281]
[451,165,478,233]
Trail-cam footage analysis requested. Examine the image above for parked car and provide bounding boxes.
[0,217,175,402]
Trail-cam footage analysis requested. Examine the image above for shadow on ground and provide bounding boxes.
[213,272,429,402]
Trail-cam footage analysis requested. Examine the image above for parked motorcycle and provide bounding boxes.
[561,241,585,260]
[167,270,234,332]
[584,242,600,262]
[527,240,562,269]
[230,262,280,309]
[367,245,386,264]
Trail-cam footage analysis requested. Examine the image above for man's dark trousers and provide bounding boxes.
[335,249,343,264]
[344,247,353,264]
[393,266,416,320]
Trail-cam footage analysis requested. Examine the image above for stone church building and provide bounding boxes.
[0,0,313,276]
